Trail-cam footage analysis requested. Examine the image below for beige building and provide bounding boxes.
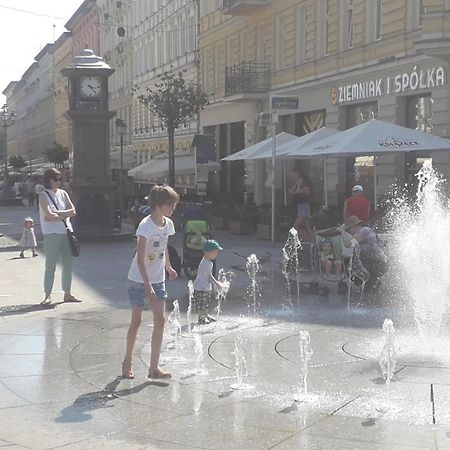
[200,0,450,207]
[53,32,73,152]
[130,0,200,191]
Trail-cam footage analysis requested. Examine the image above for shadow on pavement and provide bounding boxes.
[55,377,169,423]
[0,302,62,316]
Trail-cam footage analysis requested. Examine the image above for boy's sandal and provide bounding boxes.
[206,316,217,323]
[121,361,135,379]
[147,368,171,380]
[63,295,82,303]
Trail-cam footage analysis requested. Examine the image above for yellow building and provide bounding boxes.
[53,32,73,152]
[200,0,450,207]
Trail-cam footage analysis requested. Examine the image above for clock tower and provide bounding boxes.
[62,49,118,237]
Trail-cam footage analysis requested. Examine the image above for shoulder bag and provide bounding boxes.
[44,190,80,257]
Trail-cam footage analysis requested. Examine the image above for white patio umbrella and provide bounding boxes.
[221,132,297,161]
[283,119,450,208]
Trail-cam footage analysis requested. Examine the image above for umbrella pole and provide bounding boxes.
[323,157,328,207]
[271,112,278,244]
[373,156,378,211]
[283,159,287,206]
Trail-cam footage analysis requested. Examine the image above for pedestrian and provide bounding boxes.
[343,185,371,224]
[193,239,225,325]
[24,178,35,206]
[13,180,22,197]
[35,179,44,210]
[38,168,80,305]
[289,172,312,221]
[122,184,179,380]
[19,217,38,258]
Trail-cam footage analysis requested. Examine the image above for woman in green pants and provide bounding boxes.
[38,168,80,305]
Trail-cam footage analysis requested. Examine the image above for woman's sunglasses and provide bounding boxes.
[52,177,62,182]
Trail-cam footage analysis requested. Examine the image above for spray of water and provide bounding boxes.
[297,330,313,398]
[246,254,261,315]
[392,160,450,338]
[194,333,207,376]
[230,336,254,390]
[167,300,184,353]
[378,319,396,388]
[282,228,302,307]
[187,280,194,334]
[215,268,233,319]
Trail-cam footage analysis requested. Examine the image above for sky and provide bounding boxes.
[0,0,84,103]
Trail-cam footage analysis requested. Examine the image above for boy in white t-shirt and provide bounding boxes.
[193,240,224,325]
[122,185,179,380]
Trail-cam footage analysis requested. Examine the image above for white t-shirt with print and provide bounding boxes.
[127,215,175,284]
[193,257,213,291]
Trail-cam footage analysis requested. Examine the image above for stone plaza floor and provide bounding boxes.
[1,206,450,449]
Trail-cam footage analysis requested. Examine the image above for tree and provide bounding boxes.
[8,155,27,170]
[137,69,209,187]
[46,142,69,168]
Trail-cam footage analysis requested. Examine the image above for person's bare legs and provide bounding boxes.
[149,297,168,377]
[325,260,333,275]
[123,306,143,378]
[335,260,342,275]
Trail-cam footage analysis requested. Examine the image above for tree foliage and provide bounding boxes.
[46,143,69,167]
[8,154,27,169]
[137,69,209,186]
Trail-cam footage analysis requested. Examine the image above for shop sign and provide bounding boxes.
[331,66,446,105]
[270,95,299,110]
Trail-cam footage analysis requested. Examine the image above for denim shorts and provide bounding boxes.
[127,280,168,307]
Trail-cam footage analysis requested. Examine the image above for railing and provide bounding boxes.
[225,62,271,96]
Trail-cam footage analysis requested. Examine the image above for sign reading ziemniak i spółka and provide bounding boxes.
[331,66,446,105]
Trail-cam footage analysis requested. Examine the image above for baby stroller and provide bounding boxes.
[314,229,348,296]
[183,220,213,280]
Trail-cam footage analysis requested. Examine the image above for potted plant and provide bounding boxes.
[211,203,231,230]
[228,204,258,235]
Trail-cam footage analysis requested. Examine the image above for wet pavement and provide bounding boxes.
[1,206,450,449]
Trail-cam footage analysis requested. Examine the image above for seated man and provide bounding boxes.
[343,185,371,224]
[339,215,387,291]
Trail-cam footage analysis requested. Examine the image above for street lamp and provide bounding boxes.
[115,118,127,220]
[1,104,16,200]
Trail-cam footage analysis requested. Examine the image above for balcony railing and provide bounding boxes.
[222,0,271,15]
[225,62,271,97]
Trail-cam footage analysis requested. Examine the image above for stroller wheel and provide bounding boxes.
[184,266,198,280]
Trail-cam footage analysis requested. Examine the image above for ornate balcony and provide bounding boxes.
[225,62,271,97]
[221,0,270,15]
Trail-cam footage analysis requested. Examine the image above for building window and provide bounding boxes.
[375,0,382,40]
[406,94,432,132]
[347,0,354,48]
[317,0,328,57]
[408,0,423,29]
[346,102,378,128]
[276,16,286,70]
[325,0,331,55]
[296,6,307,65]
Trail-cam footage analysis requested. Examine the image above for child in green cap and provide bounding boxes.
[193,239,225,325]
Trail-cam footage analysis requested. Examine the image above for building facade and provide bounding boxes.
[200,0,450,208]
[53,32,73,152]
[65,0,99,56]
[130,0,200,190]
[98,0,135,173]
[2,44,55,168]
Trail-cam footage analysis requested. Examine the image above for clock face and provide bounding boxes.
[80,76,102,98]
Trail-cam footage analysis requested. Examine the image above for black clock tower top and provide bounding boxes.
[62,49,115,112]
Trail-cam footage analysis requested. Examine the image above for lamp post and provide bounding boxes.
[115,118,127,220]
[1,104,16,200]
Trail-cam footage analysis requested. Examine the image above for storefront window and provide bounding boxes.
[346,101,378,128]
[406,94,432,132]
